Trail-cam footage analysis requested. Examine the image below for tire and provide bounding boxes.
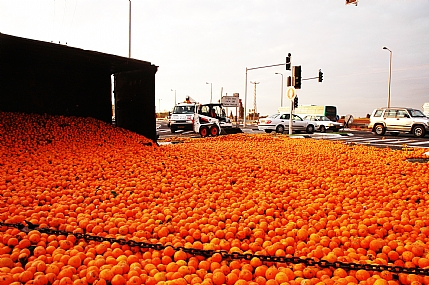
[199,126,209,137]
[412,125,426,138]
[170,128,176,134]
[306,124,315,134]
[374,124,385,135]
[264,130,273,133]
[276,125,285,134]
[319,125,326,133]
[210,126,219,136]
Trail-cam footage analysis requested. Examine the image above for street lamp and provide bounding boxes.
[206,82,212,103]
[383,46,392,108]
[275,72,284,107]
[128,0,131,58]
[171,89,176,105]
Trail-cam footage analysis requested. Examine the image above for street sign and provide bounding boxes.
[286,87,296,100]
[221,96,239,107]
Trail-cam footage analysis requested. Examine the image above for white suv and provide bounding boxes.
[368,107,429,137]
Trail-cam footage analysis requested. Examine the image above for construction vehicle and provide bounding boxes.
[169,97,234,137]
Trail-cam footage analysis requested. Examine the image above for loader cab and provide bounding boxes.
[199,103,229,123]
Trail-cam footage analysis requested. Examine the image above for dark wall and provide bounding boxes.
[0,54,112,123]
[115,69,156,140]
[0,33,158,141]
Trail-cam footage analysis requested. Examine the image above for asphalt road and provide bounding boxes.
[156,120,429,150]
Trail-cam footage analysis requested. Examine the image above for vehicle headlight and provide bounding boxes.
[170,120,176,123]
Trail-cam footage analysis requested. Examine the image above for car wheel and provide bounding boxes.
[170,128,176,134]
[264,130,273,133]
[306,124,315,134]
[199,126,209,137]
[412,125,426,138]
[210,126,219,136]
[320,125,326,133]
[276,125,285,133]
[374,124,385,135]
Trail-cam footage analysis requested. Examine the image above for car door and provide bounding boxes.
[279,114,290,128]
[292,114,306,131]
[395,109,413,131]
[383,109,398,131]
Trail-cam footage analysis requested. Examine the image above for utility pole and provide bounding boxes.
[250,81,259,121]
[206,82,213,103]
[128,0,131,58]
[171,89,176,105]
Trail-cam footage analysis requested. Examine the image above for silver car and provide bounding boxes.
[258,113,316,134]
[368,107,429,137]
[303,115,342,132]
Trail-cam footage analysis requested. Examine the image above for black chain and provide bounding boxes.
[1,221,429,276]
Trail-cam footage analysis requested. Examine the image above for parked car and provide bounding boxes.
[258,113,316,134]
[368,107,429,137]
[303,115,342,132]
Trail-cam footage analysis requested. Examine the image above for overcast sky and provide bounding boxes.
[1,0,428,117]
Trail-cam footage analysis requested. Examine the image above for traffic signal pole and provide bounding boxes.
[244,63,286,127]
[289,67,294,135]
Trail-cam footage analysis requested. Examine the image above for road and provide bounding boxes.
[156,120,429,150]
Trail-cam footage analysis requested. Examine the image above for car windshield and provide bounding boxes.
[408,109,426,117]
[268,113,280,118]
[173,105,195,114]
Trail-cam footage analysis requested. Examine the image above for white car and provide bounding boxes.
[368,107,429,137]
[303,115,342,132]
[258,113,316,134]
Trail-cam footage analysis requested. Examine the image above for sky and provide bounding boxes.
[1,1,429,118]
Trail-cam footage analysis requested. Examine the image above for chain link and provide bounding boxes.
[1,221,429,276]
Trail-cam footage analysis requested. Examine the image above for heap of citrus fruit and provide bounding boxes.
[1,112,429,285]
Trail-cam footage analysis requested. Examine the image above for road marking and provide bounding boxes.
[364,138,406,143]
[407,141,429,145]
[319,136,378,141]
[382,139,417,144]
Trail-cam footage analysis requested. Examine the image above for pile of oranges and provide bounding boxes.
[1,112,429,285]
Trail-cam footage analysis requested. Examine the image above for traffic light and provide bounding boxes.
[318,69,323,82]
[294,96,298,109]
[287,76,291,87]
[286,53,291,70]
[293,65,301,89]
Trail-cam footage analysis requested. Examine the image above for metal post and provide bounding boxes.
[128,0,131,58]
[388,50,392,108]
[383,47,392,108]
[250,81,259,122]
[171,89,176,105]
[275,73,284,107]
[289,99,293,135]
[289,67,294,135]
[206,82,212,103]
[244,62,286,128]
[244,68,248,127]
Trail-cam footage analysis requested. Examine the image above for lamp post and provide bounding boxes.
[275,72,284,107]
[383,47,392,108]
[171,89,176,105]
[206,82,212,103]
[128,0,131,58]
